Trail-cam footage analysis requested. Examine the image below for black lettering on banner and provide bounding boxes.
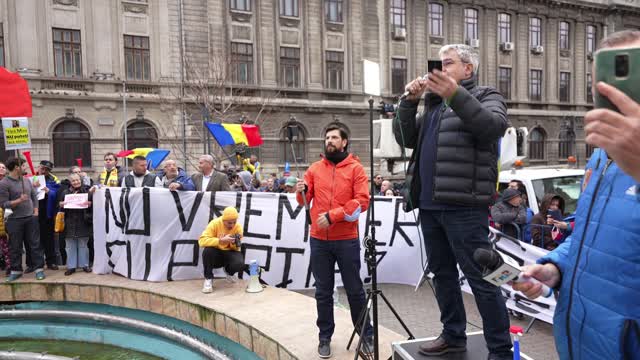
[124,188,151,236]
[496,247,525,266]
[276,194,309,242]
[243,193,270,239]
[106,240,132,279]
[241,243,273,280]
[209,191,242,222]
[167,240,200,281]
[143,243,151,281]
[274,247,305,288]
[104,189,126,234]
[514,293,550,309]
[363,197,388,243]
[389,199,417,247]
[171,191,204,231]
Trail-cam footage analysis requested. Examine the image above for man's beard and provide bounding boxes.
[324,144,340,154]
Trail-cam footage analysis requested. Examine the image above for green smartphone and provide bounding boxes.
[594,46,640,112]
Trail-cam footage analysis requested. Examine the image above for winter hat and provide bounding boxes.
[502,188,521,202]
[221,207,239,221]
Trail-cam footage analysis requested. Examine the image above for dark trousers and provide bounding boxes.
[420,208,512,355]
[310,237,373,342]
[39,214,57,266]
[202,247,245,279]
[7,216,44,273]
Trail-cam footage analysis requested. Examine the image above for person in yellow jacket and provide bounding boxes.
[198,207,245,293]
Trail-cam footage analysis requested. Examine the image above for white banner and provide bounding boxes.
[93,188,555,323]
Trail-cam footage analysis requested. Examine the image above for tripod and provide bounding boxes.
[347,97,415,360]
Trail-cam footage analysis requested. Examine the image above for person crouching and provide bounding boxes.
[59,173,93,275]
[198,207,245,293]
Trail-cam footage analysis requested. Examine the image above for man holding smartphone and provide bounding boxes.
[393,44,511,359]
[513,30,640,359]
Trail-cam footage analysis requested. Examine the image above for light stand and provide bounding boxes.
[347,97,414,360]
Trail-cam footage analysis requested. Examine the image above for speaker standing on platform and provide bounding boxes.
[296,124,373,359]
[393,44,512,360]
[198,207,245,294]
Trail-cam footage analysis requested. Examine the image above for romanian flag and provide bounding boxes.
[115,148,171,170]
[205,123,263,147]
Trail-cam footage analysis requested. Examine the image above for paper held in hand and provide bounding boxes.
[30,175,46,201]
[64,193,89,209]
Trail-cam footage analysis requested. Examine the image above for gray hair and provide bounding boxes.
[438,44,479,75]
[199,154,215,165]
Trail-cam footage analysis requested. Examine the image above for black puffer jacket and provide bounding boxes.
[393,76,508,210]
[61,185,93,238]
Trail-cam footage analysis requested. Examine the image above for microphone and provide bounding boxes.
[399,74,429,101]
[473,248,553,298]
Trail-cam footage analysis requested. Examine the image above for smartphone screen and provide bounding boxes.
[428,60,443,73]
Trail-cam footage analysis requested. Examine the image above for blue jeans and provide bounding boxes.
[310,237,373,342]
[65,236,89,269]
[420,208,512,355]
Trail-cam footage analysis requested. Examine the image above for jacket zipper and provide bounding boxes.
[327,164,336,240]
[431,105,447,202]
[565,157,612,359]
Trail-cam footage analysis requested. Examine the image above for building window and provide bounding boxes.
[391,58,407,95]
[429,3,444,37]
[558,127,575,159]
[230,0,250,12]
[498,13,511,44]
[325,0,343,23]
[230,42,253,84]
[126,121,158,150]
[559,21,570,50]
[530,17,542,48]
[280,47,300,88]
[52,120,91,167]
[391,0,406,28]
[586,73,593,103]
[586,25,597,54]
[0,24,4,68]
[53,28,82,77]
[559,72,571,102]
[464,8,478,42]
[124,35,150,81]
[326,51,344,90]
[529,128,546,160]
[280,123,306,164]
[498,67,511,100]
[280,0,298,17]
[530,70,542,101]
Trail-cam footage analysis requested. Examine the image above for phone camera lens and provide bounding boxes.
[615,54,629,77]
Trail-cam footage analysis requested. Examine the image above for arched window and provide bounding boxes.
[280,122,306,164]
[528,127,546,160]
[125,121,158,150]
[558,127,575,159]
[52,120,92,167]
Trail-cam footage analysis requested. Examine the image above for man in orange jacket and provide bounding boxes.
[296,123,372,358]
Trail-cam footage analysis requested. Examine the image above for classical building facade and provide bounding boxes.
[1,0,639,176]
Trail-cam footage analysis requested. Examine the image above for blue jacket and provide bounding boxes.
[156,168,195,191]
[539,149,640,359]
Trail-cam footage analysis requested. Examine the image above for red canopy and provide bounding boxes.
[0,67,32,118]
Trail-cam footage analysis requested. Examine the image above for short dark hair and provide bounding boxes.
[325,123,350,150]
[599,30,640,49]
[6,157,24,171]
[104,152,117,161]
[133,156,147,163]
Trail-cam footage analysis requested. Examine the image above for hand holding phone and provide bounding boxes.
[594,47,640,111]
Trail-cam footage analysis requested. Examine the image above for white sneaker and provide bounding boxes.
[202,279,213,293]
[225,275,237,284]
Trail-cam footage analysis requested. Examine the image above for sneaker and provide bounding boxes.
[5,273,22,282]
[35,271,46,280]
[202,279,213,293]
[318,340,331,358]
[24,267,35,274]
[48,264,59,270]
[225,275,237,284]
[64,269,76,276]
